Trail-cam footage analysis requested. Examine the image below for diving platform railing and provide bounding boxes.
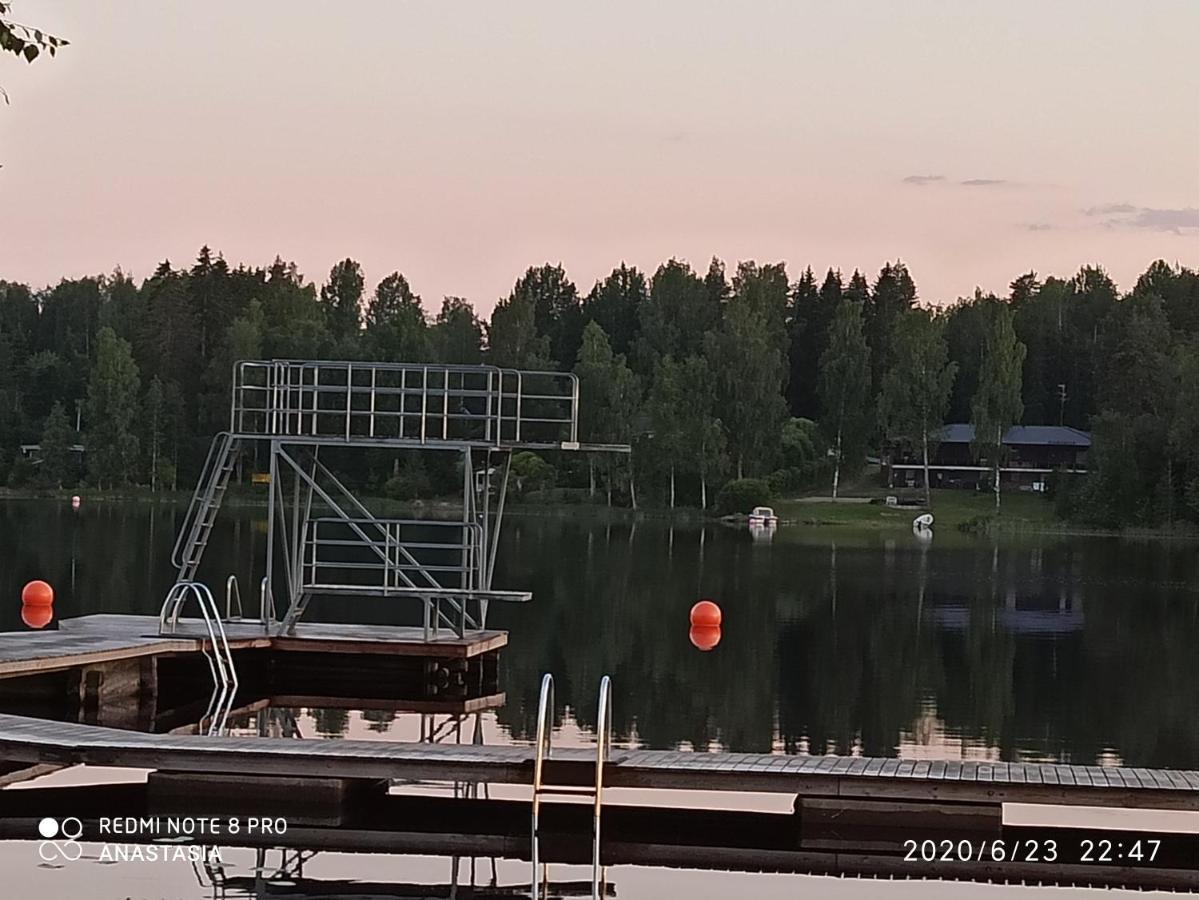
[231,360,600,451]
[532,673,613,900]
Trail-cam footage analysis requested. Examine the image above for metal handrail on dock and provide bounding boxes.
[158,582,240,700]
[531,673,613,900]
[224,574,273,628]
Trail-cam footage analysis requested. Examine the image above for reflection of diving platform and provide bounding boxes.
[167,360,628,651]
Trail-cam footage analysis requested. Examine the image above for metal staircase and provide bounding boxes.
[172,432,240,583]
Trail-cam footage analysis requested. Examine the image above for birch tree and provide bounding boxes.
[971,303,1026,509]
[818,295,872,498]
[880,310,956,508]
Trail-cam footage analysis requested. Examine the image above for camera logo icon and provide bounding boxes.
[37,817,83,863]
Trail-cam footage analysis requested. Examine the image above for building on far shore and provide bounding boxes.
[882,424,1090,493]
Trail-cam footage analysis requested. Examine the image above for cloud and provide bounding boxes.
[1085,203,1199,233]
[1127,207,1199,233]
[902,174,945,185]
[960,178,1007,187]
[1023,222,1053,231]
[1084,202,1137,216]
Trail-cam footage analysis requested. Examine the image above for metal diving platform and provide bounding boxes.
[165,360,628,661]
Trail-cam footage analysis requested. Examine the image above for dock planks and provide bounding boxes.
[1,712,1198,811]
[0,614,507,678]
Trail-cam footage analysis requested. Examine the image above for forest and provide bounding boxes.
[2,249,1199,528]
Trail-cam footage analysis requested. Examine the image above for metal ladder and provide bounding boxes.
[531,673,613,900]
[172,432,240,582]
[157,581,239,735]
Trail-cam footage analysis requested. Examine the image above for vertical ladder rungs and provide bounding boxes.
[531,673,613,900]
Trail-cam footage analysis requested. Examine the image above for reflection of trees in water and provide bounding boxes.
[5,502,1199,767]
[362,709,396,733]
[492,517,779,752]
[494,519,1199,768]
[309,707,350,738]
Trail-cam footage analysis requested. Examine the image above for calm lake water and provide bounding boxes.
[3,498,1199,766]
[3,498,1199,899]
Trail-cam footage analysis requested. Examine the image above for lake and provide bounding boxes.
[3,498,1199,899]
[3,498,1198,766]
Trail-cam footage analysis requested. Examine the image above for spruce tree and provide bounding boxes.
[86,327,141,487]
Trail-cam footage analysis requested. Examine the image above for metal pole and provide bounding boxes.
[264,440,279,631]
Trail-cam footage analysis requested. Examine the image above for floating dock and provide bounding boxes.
[0,614,507,679]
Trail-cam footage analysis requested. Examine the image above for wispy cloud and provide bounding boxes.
[1083,202,1137,216]
[1023,222,1053,231]
[1084,203,1199,234]
[1127,207,1199,233]
[904,174,1021,188]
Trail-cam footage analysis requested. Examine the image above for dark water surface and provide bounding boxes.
[2,498,1198,768]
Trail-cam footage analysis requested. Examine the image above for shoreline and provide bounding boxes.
[2,487,1195,541]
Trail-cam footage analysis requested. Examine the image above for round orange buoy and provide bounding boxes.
[21,580,54,608]
[21,604,52,629]
[689,625,721,651]
[690,599,722,628]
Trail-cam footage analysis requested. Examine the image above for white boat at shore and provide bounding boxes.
[748,506,779,527]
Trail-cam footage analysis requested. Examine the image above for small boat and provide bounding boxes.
[748,506,779,527]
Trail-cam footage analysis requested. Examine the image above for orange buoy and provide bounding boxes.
[21,604,52,629]
[689,624,721,651]
[21,580,54,608]
[690,599,722,628]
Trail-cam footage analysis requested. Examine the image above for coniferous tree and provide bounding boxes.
[38,400,73,488]
[320,258,365,341]
[866,260,917,397]
[432,296,484,364]
[86,327,141,487]
[582,264,646,358]
[971,303,1026,509]
[786,266,819,417]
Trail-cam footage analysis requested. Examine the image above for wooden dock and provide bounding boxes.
[0,614,507,679]
[1,711,1198,812]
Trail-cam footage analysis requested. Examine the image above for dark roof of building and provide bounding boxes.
[937,424,1091,448]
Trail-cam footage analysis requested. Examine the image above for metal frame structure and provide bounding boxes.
[165,359,628,639]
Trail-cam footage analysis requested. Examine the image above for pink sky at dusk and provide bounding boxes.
[2,1,1197,313]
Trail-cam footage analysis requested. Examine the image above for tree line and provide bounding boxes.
[2,249,1198,527]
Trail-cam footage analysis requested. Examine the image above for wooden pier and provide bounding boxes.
[1,711,1197,813]
[0,614,507,680]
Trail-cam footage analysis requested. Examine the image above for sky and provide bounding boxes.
[2,0,1198,313]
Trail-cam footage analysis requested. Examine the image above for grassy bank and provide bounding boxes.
[774,489,1064,533]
